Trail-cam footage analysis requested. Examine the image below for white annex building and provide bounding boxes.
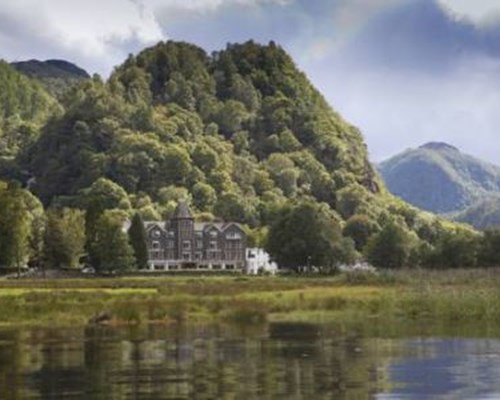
[245,248,278,275]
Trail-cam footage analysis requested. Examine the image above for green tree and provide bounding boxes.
[157,185,190,205]
[279,129,301,152]
[343,214,380,252]
[128,213,149,269]
[266,201,357,272]
[432,230,479,268]
[81,178,130,253]
[214,191,255,224]
[90,210,135,273]
[479,229,500,267]
[337,184,372,220]
[0,182,34,273]
[215,100,250,137]
[44,208,86,269]
[364,222,415,269]
[192,182,216,211]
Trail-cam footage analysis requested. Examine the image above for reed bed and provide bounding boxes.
[0,269,499,327]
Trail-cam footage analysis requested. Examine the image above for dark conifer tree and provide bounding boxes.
[128,213,149,269]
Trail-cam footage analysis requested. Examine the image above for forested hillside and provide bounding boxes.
[0,61,60,159]
[23,41,385,221]
[0,41,487,271]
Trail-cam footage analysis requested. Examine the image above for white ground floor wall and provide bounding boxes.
[147,260,244,271]
[147,248,277,274]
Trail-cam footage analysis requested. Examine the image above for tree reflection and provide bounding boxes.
[5,321,496,399]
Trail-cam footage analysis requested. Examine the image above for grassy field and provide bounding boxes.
[0,268,500,327]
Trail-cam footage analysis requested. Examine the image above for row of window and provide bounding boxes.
[153,264,238,271]
[149,250,244,261]
[151,229,242,241]
[152,240,243,250]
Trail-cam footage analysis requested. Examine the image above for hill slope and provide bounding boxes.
[0,61,60,159]
[24,41,381,211]
[379,142,500,214]
[454,197,500,229]
[11,59,90,99]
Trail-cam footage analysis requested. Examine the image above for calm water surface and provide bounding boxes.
[1,321,500,399]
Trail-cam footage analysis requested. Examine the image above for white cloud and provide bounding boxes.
[0,0,288,74]
[147,0,288,12]
[311,55,500,164]
[0,0,164,74]
[438,0,500,24]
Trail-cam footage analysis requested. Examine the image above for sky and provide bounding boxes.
[1,0,500,163]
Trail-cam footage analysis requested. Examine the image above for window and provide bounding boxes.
[196,240,203,249]
[167,240,174,249]
[152,241,160,250]
[183,253,190,260]
[183,240,191,249]
[226,231,242,240]
[209,241,217,249]
[168,230,175,238]
[209,230,218,238]
[150,250,163,260]
[208,250,218,260]
[152,229,161,238]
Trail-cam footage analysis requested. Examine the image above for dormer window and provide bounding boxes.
[209,230,218,238]
[226,231,242,240]
[152,229,161,238]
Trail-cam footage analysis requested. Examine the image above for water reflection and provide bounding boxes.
[378,338,500,400]
[0,322,499,399]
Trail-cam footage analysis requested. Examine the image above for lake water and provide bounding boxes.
[1,321,500,399]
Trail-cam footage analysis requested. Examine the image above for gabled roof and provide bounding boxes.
[193,222,244,233]
[171,201,193,220]
[144,221,167,232]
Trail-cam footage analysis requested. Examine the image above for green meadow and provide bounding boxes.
[0,269,499,327]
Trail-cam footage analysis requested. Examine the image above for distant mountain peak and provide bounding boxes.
[10,59,90,99]
[419,142,459,152]
[44,59,90,78]
[379,142,500,214]
[11,59,90,79]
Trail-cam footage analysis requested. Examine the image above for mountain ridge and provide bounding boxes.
[379,142,500,227]
[11,59,90,99]
[11,59,90,79]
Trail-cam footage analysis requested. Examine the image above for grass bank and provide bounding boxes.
[0,269,499,327]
